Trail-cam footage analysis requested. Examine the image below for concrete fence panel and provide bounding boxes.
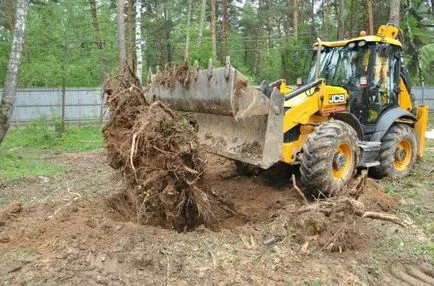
[0,88,106,124]
[0,86,433,124]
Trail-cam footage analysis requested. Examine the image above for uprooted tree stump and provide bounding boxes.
[102,65,230,231]
[291,171,410,252]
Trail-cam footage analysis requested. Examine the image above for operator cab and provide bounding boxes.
[307,42,401,128]
[306,25,405,137]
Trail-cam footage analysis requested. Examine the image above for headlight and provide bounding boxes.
[358,40,366,47]
[348,42,356,48]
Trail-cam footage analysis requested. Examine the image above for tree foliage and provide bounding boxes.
[0,0,433,87]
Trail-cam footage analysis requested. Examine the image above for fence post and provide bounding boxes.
[99,88,104,126]
[14,93,18,125]
[421,81,425,105]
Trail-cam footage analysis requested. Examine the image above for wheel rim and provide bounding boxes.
[394,139,412,171]
[332,143,352,180]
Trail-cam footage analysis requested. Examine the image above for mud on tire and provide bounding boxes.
[370,124,417,179]
[300,120,359,197]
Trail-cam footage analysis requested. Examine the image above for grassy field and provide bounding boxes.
[372,115,434,265]
[0,124,103,182]
[0,117,433,284]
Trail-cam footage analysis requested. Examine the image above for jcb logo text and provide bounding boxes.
[329,94,345,104]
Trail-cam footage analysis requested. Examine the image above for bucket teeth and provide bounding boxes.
[141,59,283,169]
[193,60,199,81]
[147,66,153,84]
[224,56,231,79]
[207,58,213,80]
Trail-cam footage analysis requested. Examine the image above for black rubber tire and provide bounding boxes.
[300,120,359,197]
[235,161,261,176]
[370,124,417,179]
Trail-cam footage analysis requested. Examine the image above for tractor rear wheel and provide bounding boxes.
[300,120,359,197]
[370,124,417,179]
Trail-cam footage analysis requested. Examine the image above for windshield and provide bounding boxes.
[307,44,371,88]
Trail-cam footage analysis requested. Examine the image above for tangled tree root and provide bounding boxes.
[103,65,225,231]
[292,171,409,252]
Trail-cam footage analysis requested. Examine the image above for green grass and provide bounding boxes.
[371,116,434,266]
[0,123,103,182]
[428,113,434,129]
[0,151,64,182]
[2,123,103,152]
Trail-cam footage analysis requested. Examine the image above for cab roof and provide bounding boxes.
[313,24,403,48]
[315,35,402,48]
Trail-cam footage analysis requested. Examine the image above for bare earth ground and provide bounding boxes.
[1,150,434,285]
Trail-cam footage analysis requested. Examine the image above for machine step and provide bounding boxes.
[358,141,381,168]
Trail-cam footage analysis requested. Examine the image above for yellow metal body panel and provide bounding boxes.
[376,24,402,40]
[415,105,429,158]
[282,133,309,163]
[315,25,402,48]
[316,35,402,48]
[281,82,348,164]
[320,85,349,114]
[281,123,318,163]
[279,80,293,95]
[398,78,413,112]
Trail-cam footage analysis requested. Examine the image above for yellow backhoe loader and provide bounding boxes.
[147,24,429,197]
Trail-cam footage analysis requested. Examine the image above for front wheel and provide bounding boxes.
[370,124,417,179]
[300,120,359,197]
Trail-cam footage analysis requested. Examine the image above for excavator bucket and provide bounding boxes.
[147,58,284,169]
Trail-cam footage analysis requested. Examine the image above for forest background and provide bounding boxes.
[0,0,433,88]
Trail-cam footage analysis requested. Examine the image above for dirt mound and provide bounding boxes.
[290,173,407,253]
[0,201,22,225]
[358,179,399,212]
[294,211,372,252]
[103,66,226,231]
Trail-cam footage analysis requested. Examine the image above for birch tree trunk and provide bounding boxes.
[135,0,142,82]
[117,0,126,66]
[0,0,29,144]
[185,0,192,60]
[210,0,217,61]
[389,0,400,26]
[197,0,206,46]
[367,0,374,35]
